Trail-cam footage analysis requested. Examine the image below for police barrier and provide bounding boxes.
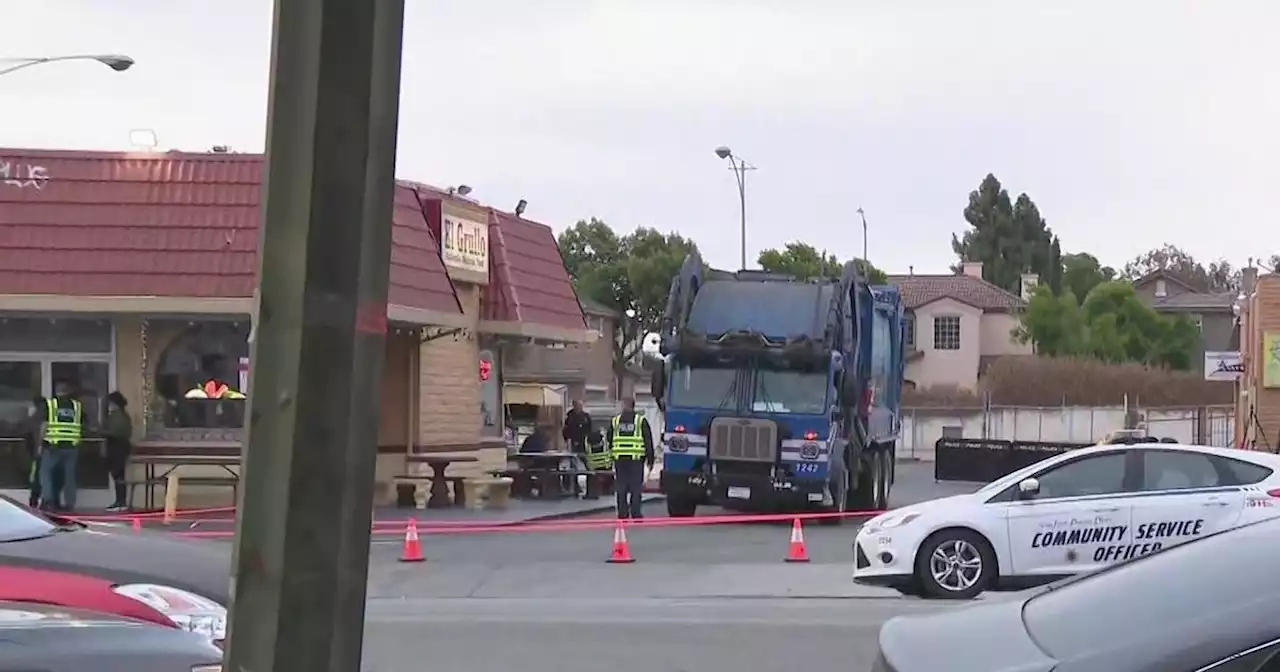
[934,437,1092,483]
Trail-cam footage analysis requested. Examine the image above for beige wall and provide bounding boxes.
[979,312,1032,357]
[905,299,983,390]
[415,284,504,477]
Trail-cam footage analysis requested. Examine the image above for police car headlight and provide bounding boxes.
[863,512,920,534]
[113,584,227,643]
[799,442,821,460]
[667,435,689,453]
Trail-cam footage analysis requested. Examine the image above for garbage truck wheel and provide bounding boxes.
[666,496,697,517]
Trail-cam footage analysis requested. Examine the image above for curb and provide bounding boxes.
[513,493,667,525]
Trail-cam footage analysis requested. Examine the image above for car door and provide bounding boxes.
[1129,449,1246,555]
[1001,450,1136,577]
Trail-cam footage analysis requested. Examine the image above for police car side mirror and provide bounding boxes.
[1018,478,1040,498]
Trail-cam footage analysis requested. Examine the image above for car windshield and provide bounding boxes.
[1021,516,1280,659]
[667,362,738,410]
[0,495,57,542]
[753,362,828,415]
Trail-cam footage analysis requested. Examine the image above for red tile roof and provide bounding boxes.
[484,209,586,331]
[887,273,1025,312]
[0,148,460,317]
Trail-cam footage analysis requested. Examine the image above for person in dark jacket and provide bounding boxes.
[562,400,592,454]
[103,391,134,512]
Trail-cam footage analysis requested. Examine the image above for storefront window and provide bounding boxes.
[0,318,114,436]
[479,348,503,438]
[154,322,249,429]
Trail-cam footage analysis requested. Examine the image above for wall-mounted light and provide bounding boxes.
[447,184,473,197]
[515,199,527,217]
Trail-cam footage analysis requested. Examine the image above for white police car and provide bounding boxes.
[854,442,1280,600]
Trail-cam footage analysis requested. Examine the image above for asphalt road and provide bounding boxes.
[357,463,983,671]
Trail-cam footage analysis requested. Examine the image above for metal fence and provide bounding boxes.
[900,405,1235,459]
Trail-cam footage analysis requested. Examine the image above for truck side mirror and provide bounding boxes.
[650,360,665,401]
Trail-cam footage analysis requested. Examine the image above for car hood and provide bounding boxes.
[0,599,144,628]
[877,598,1056,672]
[0,523,231,605]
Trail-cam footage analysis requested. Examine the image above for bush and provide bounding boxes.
[903,384,984,408]
[979,356,1232,407]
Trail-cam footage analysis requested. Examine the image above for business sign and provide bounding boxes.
[441,215,489,276]
[1204,351,1243,382]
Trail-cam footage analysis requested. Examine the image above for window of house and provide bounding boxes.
[932,315,961,350]
[1155,279,1168,297]
[904,314,915,349]
[154,322,250,429]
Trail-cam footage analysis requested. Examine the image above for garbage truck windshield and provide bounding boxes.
[752,360,829,415]
[668,361,738,410]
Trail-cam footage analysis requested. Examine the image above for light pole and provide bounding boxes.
[715,145,757,270]
[856,207,868,264]
[0,54,134,77]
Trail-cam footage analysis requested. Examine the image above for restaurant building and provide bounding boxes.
[0,148,591,505]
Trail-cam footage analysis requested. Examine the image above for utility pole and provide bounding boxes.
[856,207,868,264]
[222,1,405,671]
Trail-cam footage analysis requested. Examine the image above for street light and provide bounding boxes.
[714,145,757,270]
[0,54,135,77]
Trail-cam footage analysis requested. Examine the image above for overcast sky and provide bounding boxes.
[3,1,1276,274]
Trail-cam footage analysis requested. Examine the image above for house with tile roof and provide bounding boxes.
[0,147,593,506]
[888,261,1033,391]
[1131,269,1241,377]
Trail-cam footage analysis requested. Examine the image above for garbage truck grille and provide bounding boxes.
[709,418,778,463]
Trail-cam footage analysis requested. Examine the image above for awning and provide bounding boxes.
[504,383,565,406]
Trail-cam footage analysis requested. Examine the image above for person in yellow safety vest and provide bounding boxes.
[39,380,86,512]
[184,379,246,400]
[605,398,654,520]
[582,428,612,500]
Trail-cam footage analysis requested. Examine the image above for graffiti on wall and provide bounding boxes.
[0,161,50,190]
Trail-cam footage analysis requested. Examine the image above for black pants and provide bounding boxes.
[105,438,131,506]
[613,458,645,519]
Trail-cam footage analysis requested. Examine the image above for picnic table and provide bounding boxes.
[402,454,478,508]
[129,453,240,512]
[499,451,596,499]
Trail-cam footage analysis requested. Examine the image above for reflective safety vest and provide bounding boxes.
[584,438,612,470]
[43,398,83,446]
[610,414,646,458]
[185,380,246,400]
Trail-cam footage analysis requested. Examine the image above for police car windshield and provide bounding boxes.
[1021,515,1280,659]
[0,495,57,542]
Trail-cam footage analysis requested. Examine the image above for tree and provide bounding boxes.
[952,174,1061,294]
[1015,281,1199,370]
[1061,252,1116,305]
[756,242,887,284]
[557,219,699,370]
[1121,243,1238,292]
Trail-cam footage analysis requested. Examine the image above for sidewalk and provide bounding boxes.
[52,491,664,533]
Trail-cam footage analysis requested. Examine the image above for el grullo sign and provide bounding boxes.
[441,214,489,276]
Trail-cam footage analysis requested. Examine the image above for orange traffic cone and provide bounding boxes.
[606,520,635,564]
[131,517,142,531]
[399,518,425,563]
[784,518,810,563]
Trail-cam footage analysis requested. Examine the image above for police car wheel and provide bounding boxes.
[914,529,996,600]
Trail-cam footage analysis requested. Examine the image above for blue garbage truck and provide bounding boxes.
[650,251,905,524]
